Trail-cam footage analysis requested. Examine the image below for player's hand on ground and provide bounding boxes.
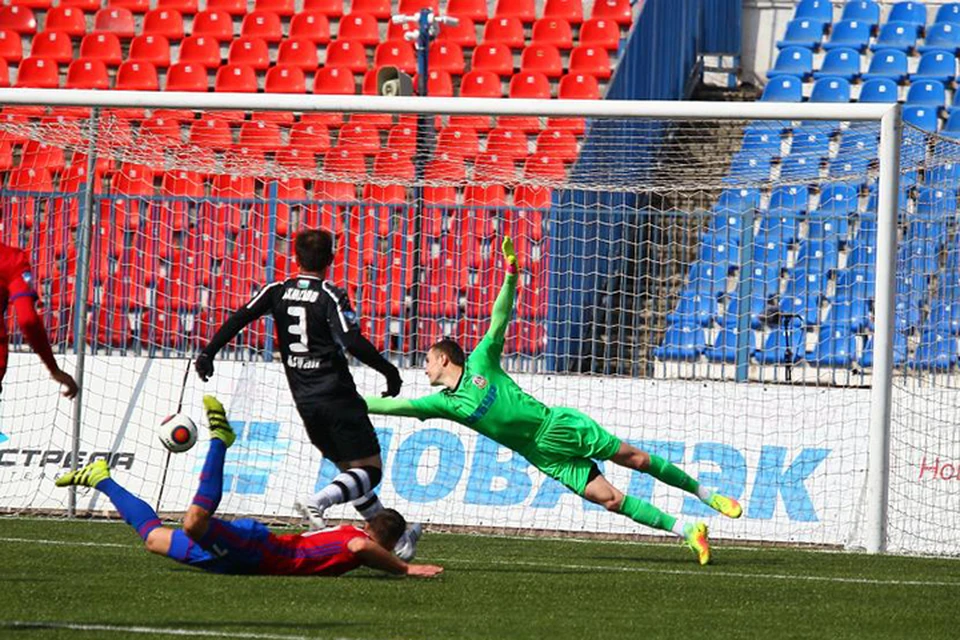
[383,369,403,398]
[502,236,517,268]
[406,564,443,578]
[195,353,214,382]
[51,369,78,399]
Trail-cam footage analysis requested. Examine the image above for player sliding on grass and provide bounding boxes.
[54,395,443,579]
[365,238,742,565]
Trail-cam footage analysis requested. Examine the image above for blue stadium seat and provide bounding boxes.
[906,79,947,107]
[723,294,768,330]
[838,259,876,294]
[813,47,861,81]
[865,183,910,213]
[818,183,860,215]
[716,187,761,212]
[901,169,920,187]
[857,77,899,102]
[812,323,858,367]
[915,186,957,224]
[758,213,800,244]
[782,272,827,324]
[935,2,960,25]
[853,217,878,247]
[909,329,960,370]
[754,320,806,364]
[768,46,815,80]
[709,211,743,237]
[908,220,949,245]
[777,18,826,49]
[739,127,782,158]
[902,238,940,275]
[806,217,850,243]
[913,51,957,84]
[827,297,873,332]
[809,77,851,102]
[903,105,940,131]
[861,332,908,367]
[828,157,871,183]
[928,299,960,335]
[888,1,928,36]
[653,324,706,361]
[760,75,804,101]
[823,19,872,51]
[870,22,919,53]
[846,245,877,280]
[841,1,880,28]
[698,234,741,266]
[837,125,878,159]
[780,155,822,181]
[769,185,810,212]
[794,0,833,25]
[789,126,832,157]
[924,160,960,185]
[725,153,772,182]
[666,290,720,326]
[705,326,741,363]
[941,112,960,138]
[861,49,909,83]
[918,22,960,54]
[685,261,729,297]
[900,128,929,165]
[795,239,840,273]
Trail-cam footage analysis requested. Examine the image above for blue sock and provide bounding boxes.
[97,478,162,541]
[192,439,227,513]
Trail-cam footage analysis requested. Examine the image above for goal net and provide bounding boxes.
[0,94,950,554]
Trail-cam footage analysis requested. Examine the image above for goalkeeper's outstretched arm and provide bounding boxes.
[364,395,443,420]
[478,237,519,360]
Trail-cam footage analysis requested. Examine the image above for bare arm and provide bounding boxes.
[347,537,443,578]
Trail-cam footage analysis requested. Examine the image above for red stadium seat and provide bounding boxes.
[30,31,74,65]
[189,116,233,150]
[532,18,574,49]
[238,120,282,149]
[543,0,583,24]
[524,152,566,182]
[214,63,257,92]
[374,40,416,74]
[191,10,234,41]
[325,40,368,74]
[228,36,270,70]
[289,11,331,43]
[558,72,600,99]
[569,44,612,79]
[161,169,203,230]
[338,13,380,46]
[509,70,551,98]
[206,0,247,15]
[289,122,331,151]
[483,17,525,49]
[94,8,136,39]
[59,0,100,10]
[109,0,150,13]
[303,0,343,17]
[241,10,283,44]
[348,0,390,20]
[65,58,109,89]
[209,173,251,233]
[323,147,365,180]
[437,16,476,47]
[129,34,171,67]
[158,0,199,13]
[143,9,185,40]
[21,139,65,171]
[520,44,563,78]
[16,57,59,88]
[494,0,536,23]
[536,127,578,162]
[140,114,181,145]
[255,0,296,17]
[313,66,355,94]
[451,70,502,131]
[579,17,621,50]
[372,149,415,181]
[348,108,393,130]
[425,152,466,182]
[116,60,159,90]
[591,0,632,25]
[361,68,379,95]
[275,146,317,170]
[43,7,86,38]
[165,62,209,91]
[398,0,439,14]
[0,30,21,63]
[0,6,36,35]
[437,125,480,160]
[471,43,514,76]
[337,122,380,156]
[386,124,416,155]
[0,59,9,88]
[78,33,122,67]
[179,36,222,67]
[265,63,306,93]
[110,164,155,229]
[277,39,318,71]
[386,19,416,42]
[415,69,454,96]
[448,0,487,22]
[474,151,517,182]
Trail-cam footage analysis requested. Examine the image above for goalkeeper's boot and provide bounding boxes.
[203,395,235,448]
[706,492,743,519]
[683,522,711,566]
[55,459,110,489]
[393,522,423,562]
[293,497,326,531]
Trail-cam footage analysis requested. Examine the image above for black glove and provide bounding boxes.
[382,368,402,398]
[195,353,214,382]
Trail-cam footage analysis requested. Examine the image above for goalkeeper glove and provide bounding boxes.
[195,353,215,382]
[383,367,403,398]
[502,236,518,270]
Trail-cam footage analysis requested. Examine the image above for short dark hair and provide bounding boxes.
[368,509,406,550]
[295,228,334,273]
[430,338,465,367]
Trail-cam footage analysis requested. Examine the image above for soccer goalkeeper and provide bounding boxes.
[365,238,742,565]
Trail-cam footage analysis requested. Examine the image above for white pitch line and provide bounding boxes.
[0,536,134,549]
[0,621,348,640]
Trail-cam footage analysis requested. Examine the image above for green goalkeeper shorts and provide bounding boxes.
[525,407,623,495]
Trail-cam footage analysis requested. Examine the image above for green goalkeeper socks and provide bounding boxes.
[646,454,700,495]
[618,494,677,533]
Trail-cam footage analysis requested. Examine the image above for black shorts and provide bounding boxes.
[297,395,381,464]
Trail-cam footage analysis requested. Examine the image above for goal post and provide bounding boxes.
[0,89,917,554]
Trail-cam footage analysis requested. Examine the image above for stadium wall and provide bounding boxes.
[741,0,798,87]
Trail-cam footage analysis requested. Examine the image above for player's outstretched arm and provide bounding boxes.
[347,334,403,397]
[364,395,432,419]
[12,287,78,399]
[196,284,278,381]
[347,537,443,578]
[477,237,519,360]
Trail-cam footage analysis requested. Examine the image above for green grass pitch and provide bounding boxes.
[1,517,957,639]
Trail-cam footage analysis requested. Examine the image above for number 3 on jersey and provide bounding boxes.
[287,305,309,353]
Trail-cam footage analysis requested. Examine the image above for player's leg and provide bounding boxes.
[183,394,237,540]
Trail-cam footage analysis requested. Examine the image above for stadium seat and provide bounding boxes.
[536,128,578,163]
[813,47,860,82]
[779,155,820,181]
[472,42,514,76]
[754,319,805,364]
[214,63,257,92]
[760,75,803,101]
[289,121,331,152]
[65,58,109,90]
[788,126,828,157]
[544,0,582,24]
[290,11,331,43]
[591,0,631,24]
[179,36,223,68]
[303,0,343,16]
[504,72,551,130]
[15,57,58,88]
[822,19,871,52]
[256,0,296,17]
[768,46,814,79]
[165,62,209,91]
[776,18,824,49]
[398,0,439,14]
[869,21,918,53]
[238,119,281,149]
[43,7,87,38]
[653,324,705,361]
[116,60,159,90]
[447,0,488,23]
[569,45,612,80]
[371,149,415,182]
[794,0,833,25]
[579,17,621,51]
[313,66,355,94]
[159,0,199,12]
[338,12,380,46]
[349,0,390,19]
[428,41,465,76]
[521,43,564,78]
[325,40,369,74]
[272,39,315,71]
[437,16,477,47]
[770,184,809,212]
[524,152,566,182]
[241,10,283,43]
[841,1,879,27]
[265,63,306,94]
[337,122,380,156]
[483,16,526,49]
[0,30,21,63]
[487,126,529,160]
[143,9,184,40]
[189,116,232,150]
[858,77,898,102]
[532,18,574,49]
[473,151,517,181]
[889,1,927,34]
[558,72,600,99]
[416,69,454,96]
[919,23,960,54]
[94,8,137,39]
[906,79,947,107]
[437,125,480,160]
[914,51,957,84]
[228,36,270,70]
[21,138,65,170]
[811,324,857,367]
[191,10,234,41]
[936,2,960,24]
[809,77,850,102]
[129,35,171,67]
[910,329,960,370]
[110,0,150,12]
[374,40,417,74]
[0,6,36,35]
[494,0,536,23]
[207,0,247,15]
[450,70,501,130]
[31,31,75,65]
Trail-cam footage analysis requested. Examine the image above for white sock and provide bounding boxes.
[352,492,384,521]
[671,520,688,538]
[310,468,376,510]
[696,486,713,502]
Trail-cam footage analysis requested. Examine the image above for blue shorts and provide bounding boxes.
[168,518,270,574]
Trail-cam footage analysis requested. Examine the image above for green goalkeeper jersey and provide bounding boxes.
[364,271,551,456]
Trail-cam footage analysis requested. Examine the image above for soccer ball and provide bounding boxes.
[158,413,198,453]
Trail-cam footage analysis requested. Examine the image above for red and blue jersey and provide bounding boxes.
[260,525,367,576]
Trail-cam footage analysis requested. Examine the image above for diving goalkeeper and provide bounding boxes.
[365,238,742,565]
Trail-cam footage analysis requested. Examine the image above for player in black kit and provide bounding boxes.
[194,229,420,560]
